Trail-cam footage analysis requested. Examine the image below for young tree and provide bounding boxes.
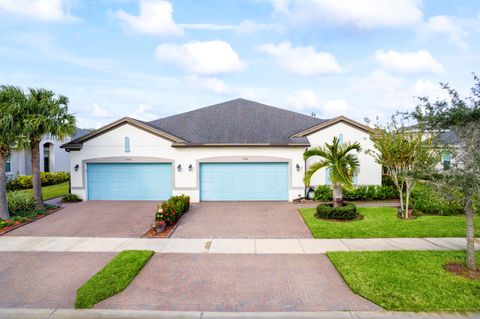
[367,117,439,219]
[23,88,76,210]
[304,136,361,207]
[411,76,480,270]
[0,86,26,219]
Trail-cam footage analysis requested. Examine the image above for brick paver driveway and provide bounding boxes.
[98,253,380,311]
[6,201,156,237]
[0,252,113,308]
[172,202,312,238]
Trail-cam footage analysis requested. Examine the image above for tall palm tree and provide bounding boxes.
[23,88,76,209]
[304,136,361,207]
[0,86,26,219]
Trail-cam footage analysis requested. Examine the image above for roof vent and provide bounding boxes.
[311,112,316,117]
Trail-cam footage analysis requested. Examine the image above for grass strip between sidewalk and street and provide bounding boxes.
[75,250,154,309]
[328,250,480,311]
[300,206,480,238]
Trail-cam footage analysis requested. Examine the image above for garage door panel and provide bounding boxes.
[87,163,172,200]
[200,163,288,201]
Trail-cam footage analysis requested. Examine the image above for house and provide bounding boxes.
[62,99,382,202]
[7,128,90,178]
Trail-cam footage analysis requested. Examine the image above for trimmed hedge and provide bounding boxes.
[315,203,358,220]
[314,185,398,201]
[156,195,190,225]
[7,172,70,191]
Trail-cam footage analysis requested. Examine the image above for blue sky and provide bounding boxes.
[0,0,479,128]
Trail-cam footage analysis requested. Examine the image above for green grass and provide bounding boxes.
[18,181,69,200]
[299,206,480,238]
[328,251,480,311]
[75,250,154,309]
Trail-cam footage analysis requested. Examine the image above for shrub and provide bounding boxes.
[6,172,70,190]
[314,185,398,201]
[412,185,464,216]
[156,195,190,225]
[0,219,14,229]
[314,185,332,201]
[62,193,82,202]
[315,203,358,220]
[7,191,36,216]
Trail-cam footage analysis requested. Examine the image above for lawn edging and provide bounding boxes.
[75,250,154,309]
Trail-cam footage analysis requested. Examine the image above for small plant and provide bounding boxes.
[315,203,358,220]
[0,219,14,229]
[156,195,190,225]
[62,193,82,202]
[7,191,36,216]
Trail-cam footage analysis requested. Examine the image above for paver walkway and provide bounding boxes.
[172,201,312,238]
[1,236,477,253]
[97,253,380,311]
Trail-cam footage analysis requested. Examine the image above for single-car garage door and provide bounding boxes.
[87,163,172,200]
[200,162,289,201]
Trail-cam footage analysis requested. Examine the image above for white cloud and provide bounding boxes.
[412,79,449,101]
[285,90,320,109]
[417,15,468,49]
[270,0,423,29]
[323,99,348,116]
[186,75,229,94]
[115,0,183,36]
[258,42,342,75]
[375,49,444,75]
[0,0,73,21]
[129,104,159,121]
[155,40,246,74]
[92,102,110,118]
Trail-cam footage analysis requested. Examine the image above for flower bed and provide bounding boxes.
[144,195,190,238]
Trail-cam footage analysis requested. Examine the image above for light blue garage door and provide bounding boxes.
[200,162,289,201]
[87,163,172,200]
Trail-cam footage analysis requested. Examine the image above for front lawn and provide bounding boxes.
[328,251,480,311]
[18,181,69,201]
[299,206,480,238]
[75,250,153,309]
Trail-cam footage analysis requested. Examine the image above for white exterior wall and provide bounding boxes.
[306,122,382,186]
[69,124,306,202]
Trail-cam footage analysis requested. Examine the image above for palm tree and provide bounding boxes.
[304,136,361,207]
[0,86,26,219]
[23,88,76,209]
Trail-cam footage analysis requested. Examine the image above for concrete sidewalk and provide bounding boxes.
[0,308,478,319]
[0,236,478,253]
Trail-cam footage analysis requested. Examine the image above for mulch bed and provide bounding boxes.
[444,262,480,281]
[0,206,63,236]
[143,225,176,238]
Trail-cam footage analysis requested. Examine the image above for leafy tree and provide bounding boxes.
[410,75,480,270]
[23,88,76,209]
[0,86,26,219]
[367,117,439,219]
[304,136,361,207]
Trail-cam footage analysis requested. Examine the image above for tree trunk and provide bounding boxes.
[465,199,476,270]
[332,183,343,207]
[31,140,44,210]
[0,152,9,220]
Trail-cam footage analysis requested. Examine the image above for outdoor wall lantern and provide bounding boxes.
[296,164,301,171]
[74,164,79,172]
[177,164,182,172]
[188,164,193,172]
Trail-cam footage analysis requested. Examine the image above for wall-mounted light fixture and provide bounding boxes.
[74,164,79,172]
[188,164,193,172]
[296,164,301,172]
[177,164,182,172]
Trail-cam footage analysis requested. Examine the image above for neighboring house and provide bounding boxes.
[62,99,382,202]
[6,128,90,178]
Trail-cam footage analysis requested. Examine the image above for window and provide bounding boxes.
[338,133,344,145]
[6,154,11,173]
[43,143,52,172]
[325,168,332,185]
[442,152,451,170]
[125,137,130,153]
[353,173,358,185]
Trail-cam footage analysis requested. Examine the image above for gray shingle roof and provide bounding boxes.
[147,98,326,145]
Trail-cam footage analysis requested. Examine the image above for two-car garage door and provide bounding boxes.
[87,163,172,200]
[86,162,289,201]
[200,162,289,201]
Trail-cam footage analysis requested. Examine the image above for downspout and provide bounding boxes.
[304,147,308,197]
